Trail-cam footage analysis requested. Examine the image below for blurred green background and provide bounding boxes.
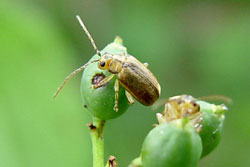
[0,0,249,167]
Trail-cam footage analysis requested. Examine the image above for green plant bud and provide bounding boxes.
[80,37,130,120]
[197,101,227,158]
[141,119,202,167]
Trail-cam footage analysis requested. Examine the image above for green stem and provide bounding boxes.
[89,117,105,167]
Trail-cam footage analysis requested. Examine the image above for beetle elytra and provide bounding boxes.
[53,15,161,112]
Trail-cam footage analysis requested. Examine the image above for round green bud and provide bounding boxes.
[197,101,226,158]
[141,119,202,167]
[80,37,130,120]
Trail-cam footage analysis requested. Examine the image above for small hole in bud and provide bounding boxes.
[92,73,105,85]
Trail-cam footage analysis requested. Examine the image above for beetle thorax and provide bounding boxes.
[98,53,125,74]
[108,54,125,74]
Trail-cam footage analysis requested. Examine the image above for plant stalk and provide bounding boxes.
[89,117,105,167]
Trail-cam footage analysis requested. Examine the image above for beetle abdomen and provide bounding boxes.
[118,56,161,106]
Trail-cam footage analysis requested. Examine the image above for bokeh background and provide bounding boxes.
[0,0,249,167]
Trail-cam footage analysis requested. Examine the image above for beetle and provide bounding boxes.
[53,15,161,112]
[156,95,202,131]
[155,95,230,131]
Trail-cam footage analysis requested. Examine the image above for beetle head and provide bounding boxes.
[169,95,200,115]
[98,53,112,70]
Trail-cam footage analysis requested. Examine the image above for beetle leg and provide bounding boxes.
[163,103,178,122]
[125,91,134,105]
[156,113,165,124]
[92,74,115,89]
[114,79,119,112]
[143,63,149,67]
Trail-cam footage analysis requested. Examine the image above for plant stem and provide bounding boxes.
[89,117,105,167]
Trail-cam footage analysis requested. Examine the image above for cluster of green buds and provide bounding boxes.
[77,37,228,166]
[138,95,227,167]
[55,17,229,166]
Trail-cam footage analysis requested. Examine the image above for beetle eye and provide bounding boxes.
[100,61,105,67]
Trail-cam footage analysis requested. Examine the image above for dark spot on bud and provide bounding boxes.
[108,155,118,167]
[87,123,96,130]
[83,104,87,108]
[92,73,105,85]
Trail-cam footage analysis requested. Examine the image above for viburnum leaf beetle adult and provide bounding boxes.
[53,15,161,112]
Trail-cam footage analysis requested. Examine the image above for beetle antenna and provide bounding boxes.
[53,59,99,98]
[152,98,169,110]
[198,95,232,104]
[76,15,101,57]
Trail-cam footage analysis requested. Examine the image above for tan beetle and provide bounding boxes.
[155,95,202,131]
[54,15,161,112]
[154,95,230,131]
